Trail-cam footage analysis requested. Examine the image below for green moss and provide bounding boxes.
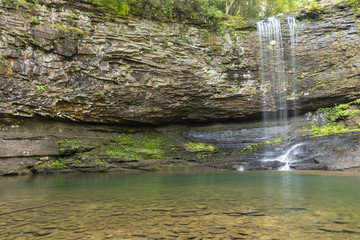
[101,134,169,161]
[309,81,325,92]
[52,24,85,37]
[237,137,284,159]
[311,124,358,137]
[264,137,282,145]
[184,142,217,152]
[294,91,304,97]
[303,72,322,79]
[241,143,260,153]
[58,139,83,152]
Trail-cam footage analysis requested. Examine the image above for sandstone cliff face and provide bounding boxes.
[0,1,358,125]
[1,1,360,175]
[0,0,259,125]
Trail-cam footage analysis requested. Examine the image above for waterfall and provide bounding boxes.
[257,16,298,170]
[287,17,298,75]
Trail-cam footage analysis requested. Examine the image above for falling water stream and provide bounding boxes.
[257,16,298,170]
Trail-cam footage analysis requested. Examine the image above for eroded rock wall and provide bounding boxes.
[0,1,358,125]
[1,1,360,175]
[0,0,260,125]
[294,3,360,111]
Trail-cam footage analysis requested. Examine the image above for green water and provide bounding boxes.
[1,172,360,239]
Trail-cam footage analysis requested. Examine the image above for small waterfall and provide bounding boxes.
[257,16,299,170]
[278,143,303,171]
[261,143,303,171]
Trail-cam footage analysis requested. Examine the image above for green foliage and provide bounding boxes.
[2,0,39,8]
[347,0,360,14]
[319,100,360,124]
[218,15,248,33]
[2,0,15,7]
[312,99,360,137]
[34,84,49,91]
[87,0,307,27]
[30,16,39,24]
[352,98,360,105]
[89,0,130,16]
[204,4,225,26]
[73,159,83,164]
[228,86,241,91]
[51,159,66,168]
[306,1,324,14]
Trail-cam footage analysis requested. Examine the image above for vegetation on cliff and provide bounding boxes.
[88,0,309,27]
[312,99,360,136]
[347,0,360,14]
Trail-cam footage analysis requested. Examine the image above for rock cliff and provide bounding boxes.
[1,0,360,175]
[0,0,359,125]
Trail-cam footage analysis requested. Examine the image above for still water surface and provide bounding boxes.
[1,171,360,239]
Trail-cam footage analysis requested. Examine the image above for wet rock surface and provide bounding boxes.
[1,115,360,175]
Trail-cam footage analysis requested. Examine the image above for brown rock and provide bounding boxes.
[1,2,358,126]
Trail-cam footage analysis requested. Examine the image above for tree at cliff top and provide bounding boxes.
[88,0,310,24]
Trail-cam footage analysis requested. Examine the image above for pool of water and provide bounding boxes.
[1,171,360,239]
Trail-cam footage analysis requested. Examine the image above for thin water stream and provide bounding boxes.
[257,16,299,169]
[1,172,360,239]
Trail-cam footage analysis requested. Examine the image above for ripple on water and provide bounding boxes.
[0,172,360,239]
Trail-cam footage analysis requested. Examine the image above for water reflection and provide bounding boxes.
[1,172,360,239]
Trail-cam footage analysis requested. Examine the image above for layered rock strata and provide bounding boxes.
[1,1,360,175]
[0,1,359,125]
